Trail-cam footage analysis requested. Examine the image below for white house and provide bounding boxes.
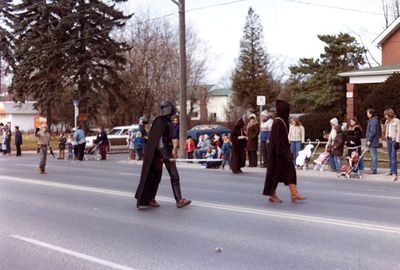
[186,84,232,122]
[0,101,39,131]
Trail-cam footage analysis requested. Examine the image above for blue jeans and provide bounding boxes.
[222,152,231,168]
[334,156,342,172]
[329,154,337,171]
[290,141,302,165]
[369,146,378,173]
[387,138,398,175]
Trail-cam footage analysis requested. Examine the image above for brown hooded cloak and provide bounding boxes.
[230,118,247,173]
[263,100,297,196]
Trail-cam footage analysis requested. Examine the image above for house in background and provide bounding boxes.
[187,84,232,123]
[340,16,400,122]
[0,101,39,131]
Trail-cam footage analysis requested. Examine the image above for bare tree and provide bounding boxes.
[114,11,209,124]
[382,0,400,27]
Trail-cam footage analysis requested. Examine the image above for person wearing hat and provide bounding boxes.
[35,124,51,174]
[263,100,307,203]
[326,117,339,172]
[14,126,23,156]
[246,113,260,167]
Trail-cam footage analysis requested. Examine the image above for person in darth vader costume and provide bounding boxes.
[262,99,307,203]
[135,101,191,209]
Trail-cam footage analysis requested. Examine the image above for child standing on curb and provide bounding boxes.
[221,135,232,169]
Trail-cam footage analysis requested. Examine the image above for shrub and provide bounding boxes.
[299,112,343,141]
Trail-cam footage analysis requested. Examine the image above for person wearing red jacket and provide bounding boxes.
[185,135,196,159]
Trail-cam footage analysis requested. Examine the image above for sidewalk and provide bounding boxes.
[124,158,398,183]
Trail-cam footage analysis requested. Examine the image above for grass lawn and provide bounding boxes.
[9,133,59,151]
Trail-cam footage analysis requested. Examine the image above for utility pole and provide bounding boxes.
[171,0,188,158]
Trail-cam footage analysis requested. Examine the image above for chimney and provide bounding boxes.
[199,86,208,122]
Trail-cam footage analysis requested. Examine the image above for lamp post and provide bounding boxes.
[171,0,187,158]
[72,99,79,129]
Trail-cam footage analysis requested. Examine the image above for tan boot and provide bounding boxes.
[269,192,282,203]
[288,184,307,203]
[176,198,191,208]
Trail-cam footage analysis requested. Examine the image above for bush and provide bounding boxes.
[299,112,343,141]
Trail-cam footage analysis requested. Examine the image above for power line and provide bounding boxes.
[282,0,383,16]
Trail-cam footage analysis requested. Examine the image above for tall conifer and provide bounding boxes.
[231,7,275,112]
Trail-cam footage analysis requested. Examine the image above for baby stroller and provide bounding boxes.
[313,147,331,172]
[296,139,320,170]
[84,144,100,161]
[337,147,367,179]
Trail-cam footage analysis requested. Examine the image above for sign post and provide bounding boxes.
[72,99,79,129]
[256,96,266,166]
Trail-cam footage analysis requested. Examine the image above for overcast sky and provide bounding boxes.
[123,0,387,83]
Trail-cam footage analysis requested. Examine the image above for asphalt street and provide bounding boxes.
[0,153,399,270]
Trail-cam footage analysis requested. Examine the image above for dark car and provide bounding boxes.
[187,124,231,143]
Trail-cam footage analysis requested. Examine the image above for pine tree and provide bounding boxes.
[65,0,132,117]
[10,0,69,125]
[9,0,132,126]
[289,33,366,114]
[0,0,14,71]
[231,7,275,113]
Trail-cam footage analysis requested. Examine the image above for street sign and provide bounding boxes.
[72,99,79,106]
[256,96,265,106]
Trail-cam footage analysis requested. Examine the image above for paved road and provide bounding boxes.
[1,154,399,270]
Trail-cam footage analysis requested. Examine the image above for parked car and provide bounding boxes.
[187,124,231,143]
[85,124,139,151]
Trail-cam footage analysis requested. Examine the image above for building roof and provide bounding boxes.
[339,64,400,77]
[208,87,231,97]
[187,84,231,97]
[0,102,38,115]
[374,16,400,47]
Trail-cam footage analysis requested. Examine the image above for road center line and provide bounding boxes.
[2,175,400,235]
[343,192,400,200]
[10,235,137,270]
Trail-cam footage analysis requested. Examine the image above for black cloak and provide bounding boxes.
[135,116,169,207]
[230,118,247,173]
[263,100,297,196]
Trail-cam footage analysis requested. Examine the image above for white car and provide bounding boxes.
[85,124,139,151]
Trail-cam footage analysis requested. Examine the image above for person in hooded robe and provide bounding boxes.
[135,101,191,209]
[262,100,307,203]
[246,114,260,167]
[230,117,247,174]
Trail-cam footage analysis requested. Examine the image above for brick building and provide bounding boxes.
[340,16,400,122]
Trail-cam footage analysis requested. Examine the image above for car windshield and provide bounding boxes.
[107,128,122,135]
[191,125,225,131]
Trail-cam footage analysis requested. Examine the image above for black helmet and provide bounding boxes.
[160,100,177,116]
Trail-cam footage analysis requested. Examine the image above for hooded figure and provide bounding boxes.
[135,101,191,209]
[230,117,247,174]
[262,100,307,203]
[246,113,260,167]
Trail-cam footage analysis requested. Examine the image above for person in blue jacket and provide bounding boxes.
[366,108,381,174]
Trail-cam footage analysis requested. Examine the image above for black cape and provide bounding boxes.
[263,100,297,196]
[135,116,168,207]
[230,118,247,173]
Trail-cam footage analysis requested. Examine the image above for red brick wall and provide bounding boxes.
[382,29,400,65]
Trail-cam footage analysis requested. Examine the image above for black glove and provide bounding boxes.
[395,142,400,150]
[159,147,171,161]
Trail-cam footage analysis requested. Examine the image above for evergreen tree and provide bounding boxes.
[9,0,132,126]
[289,33,366,114]
[64,0,132,117]
[231,7,275,113]
[0,0,14,71]
[10,0,69,125]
